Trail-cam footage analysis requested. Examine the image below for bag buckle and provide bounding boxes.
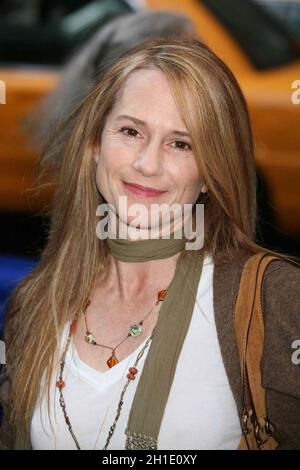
[254,417,275,447]
[241,409,253,434]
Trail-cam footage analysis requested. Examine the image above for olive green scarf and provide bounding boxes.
[106,234,204,450]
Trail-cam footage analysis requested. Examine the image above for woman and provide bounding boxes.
[1,37,300,450]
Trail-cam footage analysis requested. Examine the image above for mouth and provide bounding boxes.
[122,181,168,198]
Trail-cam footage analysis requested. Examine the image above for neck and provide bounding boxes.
[102,219,190,301]
[109,216,187,241]
[103,251,182,302]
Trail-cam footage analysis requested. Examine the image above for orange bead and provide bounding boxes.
[70,320,77,333]
[158,289,167,301]
[56,380,65,389]
[107,354,119,368]
[129,367,137,375]
[127,373,136,380]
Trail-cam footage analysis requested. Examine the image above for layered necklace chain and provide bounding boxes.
[56,289,168,450]
[83,288,167,369]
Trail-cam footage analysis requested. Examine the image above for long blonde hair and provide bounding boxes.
[5,36,299,441]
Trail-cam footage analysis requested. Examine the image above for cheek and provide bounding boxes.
[97,138,133,174]
[94,139,132,200]
[170,159,200,195]
[95,147,121,186]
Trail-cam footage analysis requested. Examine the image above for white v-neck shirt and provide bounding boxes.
[30,254,242,450]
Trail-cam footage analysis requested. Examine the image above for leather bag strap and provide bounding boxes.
[235,252,280,450]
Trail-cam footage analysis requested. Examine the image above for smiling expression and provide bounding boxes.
[93,67,204,232]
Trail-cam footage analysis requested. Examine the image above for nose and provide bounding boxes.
[132,137,163,177]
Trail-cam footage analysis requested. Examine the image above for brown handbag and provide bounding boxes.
[234,252,280,450]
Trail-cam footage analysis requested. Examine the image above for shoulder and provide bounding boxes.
[261,257,300,396]
[263,257,300,298]
[260,258,300,449]
[262,258,300,341]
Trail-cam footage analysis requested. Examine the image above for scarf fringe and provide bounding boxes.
[125,428,158,450]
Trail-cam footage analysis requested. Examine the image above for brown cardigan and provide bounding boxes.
[1,252,300,450]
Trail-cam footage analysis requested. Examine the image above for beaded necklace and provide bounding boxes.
[83,289,167,369]
[56,289,167,450]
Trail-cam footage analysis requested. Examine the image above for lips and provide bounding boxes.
[123,181,167,198]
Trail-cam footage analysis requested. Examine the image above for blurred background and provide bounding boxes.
[0,0,300,334]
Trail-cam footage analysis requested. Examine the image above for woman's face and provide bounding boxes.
[93,67,205,235]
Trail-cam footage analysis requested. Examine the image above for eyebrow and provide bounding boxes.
[115,114,191,138]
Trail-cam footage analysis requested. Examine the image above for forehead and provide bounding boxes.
[118,67,169,94]
[110,68,189,129]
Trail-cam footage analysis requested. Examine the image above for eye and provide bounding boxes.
[119,127,140,138]
[172,141,192,152]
